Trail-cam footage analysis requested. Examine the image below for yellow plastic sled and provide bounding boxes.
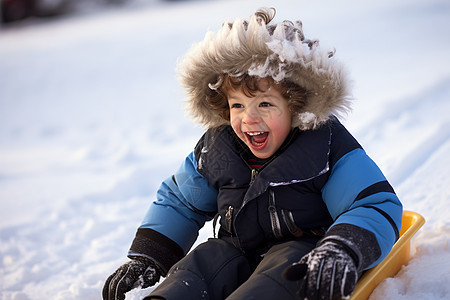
[350,210,425,300]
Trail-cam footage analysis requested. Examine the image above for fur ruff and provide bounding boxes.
[177,7,352,130]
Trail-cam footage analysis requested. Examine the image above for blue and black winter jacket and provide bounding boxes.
[129,118,402,275]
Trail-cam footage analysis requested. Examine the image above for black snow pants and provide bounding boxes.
[144,237,317,300]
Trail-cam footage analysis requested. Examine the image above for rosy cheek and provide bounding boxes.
[230,117,246,141]
[230,116,239,132]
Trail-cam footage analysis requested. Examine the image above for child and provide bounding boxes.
[103,7,402,300]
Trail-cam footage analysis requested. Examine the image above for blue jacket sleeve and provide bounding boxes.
[139,151,218,253]
[322,148,403,269]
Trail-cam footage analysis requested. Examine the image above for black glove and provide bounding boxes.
[284,240,360,300]
[102,256,161,300]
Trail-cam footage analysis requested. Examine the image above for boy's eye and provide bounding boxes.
[231,103,244,109]
[259,102,272,107]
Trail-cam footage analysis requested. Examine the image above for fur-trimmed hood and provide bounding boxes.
[177,7,352,130]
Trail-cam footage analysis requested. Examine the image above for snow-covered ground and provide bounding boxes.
[1,0,449,299]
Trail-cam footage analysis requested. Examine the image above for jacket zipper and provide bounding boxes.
[250,168,258,185]
[268,190,283,239]
[226,128,300,250]
[225,169,257,245]
[225,205,234,234]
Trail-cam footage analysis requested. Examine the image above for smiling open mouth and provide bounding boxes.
[246,131,269,147]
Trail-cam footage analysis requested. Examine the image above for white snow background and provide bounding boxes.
[1,0,450,299]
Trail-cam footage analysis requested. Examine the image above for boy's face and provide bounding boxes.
[227,80,292,159]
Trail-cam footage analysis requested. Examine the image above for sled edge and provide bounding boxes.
[349,210,425,300]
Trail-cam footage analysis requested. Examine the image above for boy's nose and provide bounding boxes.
[242,108,261,124]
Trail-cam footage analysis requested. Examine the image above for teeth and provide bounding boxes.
[247,132,265,136]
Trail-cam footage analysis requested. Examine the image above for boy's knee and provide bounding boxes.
[149,268,210,300]
[146,238,252,300]
[226,272,298,300]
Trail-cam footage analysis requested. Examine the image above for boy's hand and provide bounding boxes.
[283,241,359,300]
[102,257,161,300]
